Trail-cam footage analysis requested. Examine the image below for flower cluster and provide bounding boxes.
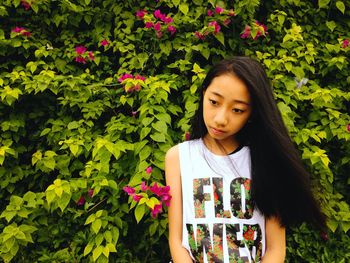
[194,6,235,40]
[118,73,146,92]
[11,27,31,37]
[240,21,268,40]
[123,167,172,218]
[136,9,176,38]
[342,39,349,49]
[21,0,31,10]
[347,123,350,133]
[100,39,109,47]
[74,45,95,64]
[77,189,94,206]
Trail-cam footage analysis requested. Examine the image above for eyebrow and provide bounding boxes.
[209,91,250,105]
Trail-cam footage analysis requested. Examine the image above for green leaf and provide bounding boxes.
[318,0,330,8]
[46,190,56,205]
[134,204,145,223]
[92,246,103,261]
[325,21,337,32]
[214,32,225,46]
[336,1,345,14]
[106,243,117,253]
[179,3,189,15]
[57,192,71,212]
[150,132,166,142]
[92,219,102,234]
[83,242,94,256]
[85,214,96,225]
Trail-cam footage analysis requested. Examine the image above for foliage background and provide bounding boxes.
[0,0,350,262]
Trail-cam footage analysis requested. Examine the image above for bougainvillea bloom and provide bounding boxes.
[88,189,94,197]
[75,46,87,55]
[118,73,133,82]
[88,51,94,60]
[207,10,214,16]
[185,132,191,141]
[12,27,25,33]
[154,22,161,31]
[77,196,85,206]
[163,16,173,24]
[320,231,329,241]
[151,204,163,218]
[228,9,235,16]
[145,22,154,29]
[347,124,350,132]
[154,9,166,21]
[134,74,146,81]
[208,21,221,34]
[240,25,251,39]
[123,186,135,195]
[342,39,350,48]
[136,10,147,19]
[133,194,143,202]
[100,39,109,47]
[21,0,31,10]
[146,166,153,174]
[141,181,148,191]
[75,56,86,64]
[194,31,206,40]
[223,18,231,26]
[215,6,224,14]
[167,25,176,35]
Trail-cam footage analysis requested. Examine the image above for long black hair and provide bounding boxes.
[191,56,326,229]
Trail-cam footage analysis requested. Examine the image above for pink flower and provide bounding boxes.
[156,31,163,38]
[146,166,153,174]
[154,9,166,21]
[347,124,350,132]
[118,73,133,82]
[342,39,350,48]
[131,111,138,117]
[77,196,85,206]
[240,25,251,39]
[21,0,31,10]
[12,27,25,33]
[141,181,148,191]
[88,189,94,197]
[215,6,224,14]
[136,10,147,19]
[154,22,161,31]
[194,31,205,40]
[21,31,31,37]
[100,39,109,47]
[135,74,146,81]
[223,18,231,26]
[228,9,235,16]
[75,45,87,55]
[123,186,135,195]
[149,183,162,196]
[320,231,329,241]
[167,25,176,35]
[151,204,163,218]
[88,51,94,60]
[163,16,173,24]
[133,194,143,202]
[185,132,191,141]
[207,10,213,16]
[145,22,154,29]
[75,56,86,64]
[162,193,172,207]
[208,21,221,34]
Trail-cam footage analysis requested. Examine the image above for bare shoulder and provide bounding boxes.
[165,144,179,162]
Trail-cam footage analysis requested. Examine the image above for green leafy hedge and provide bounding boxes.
[0,0,349,262]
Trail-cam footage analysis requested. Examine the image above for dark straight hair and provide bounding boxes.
[191,56,326,229]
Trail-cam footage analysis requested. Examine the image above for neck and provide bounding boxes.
[203,135,239,155]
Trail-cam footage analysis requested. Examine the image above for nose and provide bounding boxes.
[214,108,228,127]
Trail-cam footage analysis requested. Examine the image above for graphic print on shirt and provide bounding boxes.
[189,176,262,262]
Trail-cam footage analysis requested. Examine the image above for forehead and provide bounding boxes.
[206,74,251,104]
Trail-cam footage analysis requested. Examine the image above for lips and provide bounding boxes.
[211,127,226,135]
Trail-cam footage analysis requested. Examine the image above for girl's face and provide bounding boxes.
[203,73,252,151]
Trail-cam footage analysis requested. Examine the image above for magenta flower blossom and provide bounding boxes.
[141,181,148,191]
[156,31,163,38]
[208,21,221,34]
[145,21,154,29]
[154,22,161,31]
[12,27,25,33]
[347,124,350,132]
[185,132,191,141]
[88,189,94,197]
[118,73,133,82]
[75,56,86,64]
[21,31,31,37]
[77,196,85,206]
[342,39,350,48]
[133,194,143,202]
[123,186,136,195]
[240,25,251,39]
[207,10,213,16]
[194,31,205,40]
[167,25,176,35]
[154,9,166,21]
[151,204,163,218]
[223,18,231,26]
[163,16,173,24]
[135,74,146,81]
[21,0,31,10]
[228,9,235,16]
[136,10,147,19]
[75,45,87,55]
[215,6,224,14]
[88,51,95,60]
[146,166,153,174]
[162,193,172,207]
[100,39,109,47]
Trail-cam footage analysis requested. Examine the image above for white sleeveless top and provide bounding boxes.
[178,139,266,263]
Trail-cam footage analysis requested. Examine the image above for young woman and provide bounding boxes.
[165,57,325,262]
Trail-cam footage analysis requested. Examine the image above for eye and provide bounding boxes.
[232,108,244,113]
[209,99,217,105]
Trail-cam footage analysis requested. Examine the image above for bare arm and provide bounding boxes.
[165,145,193,263]
[261,216,286,263]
